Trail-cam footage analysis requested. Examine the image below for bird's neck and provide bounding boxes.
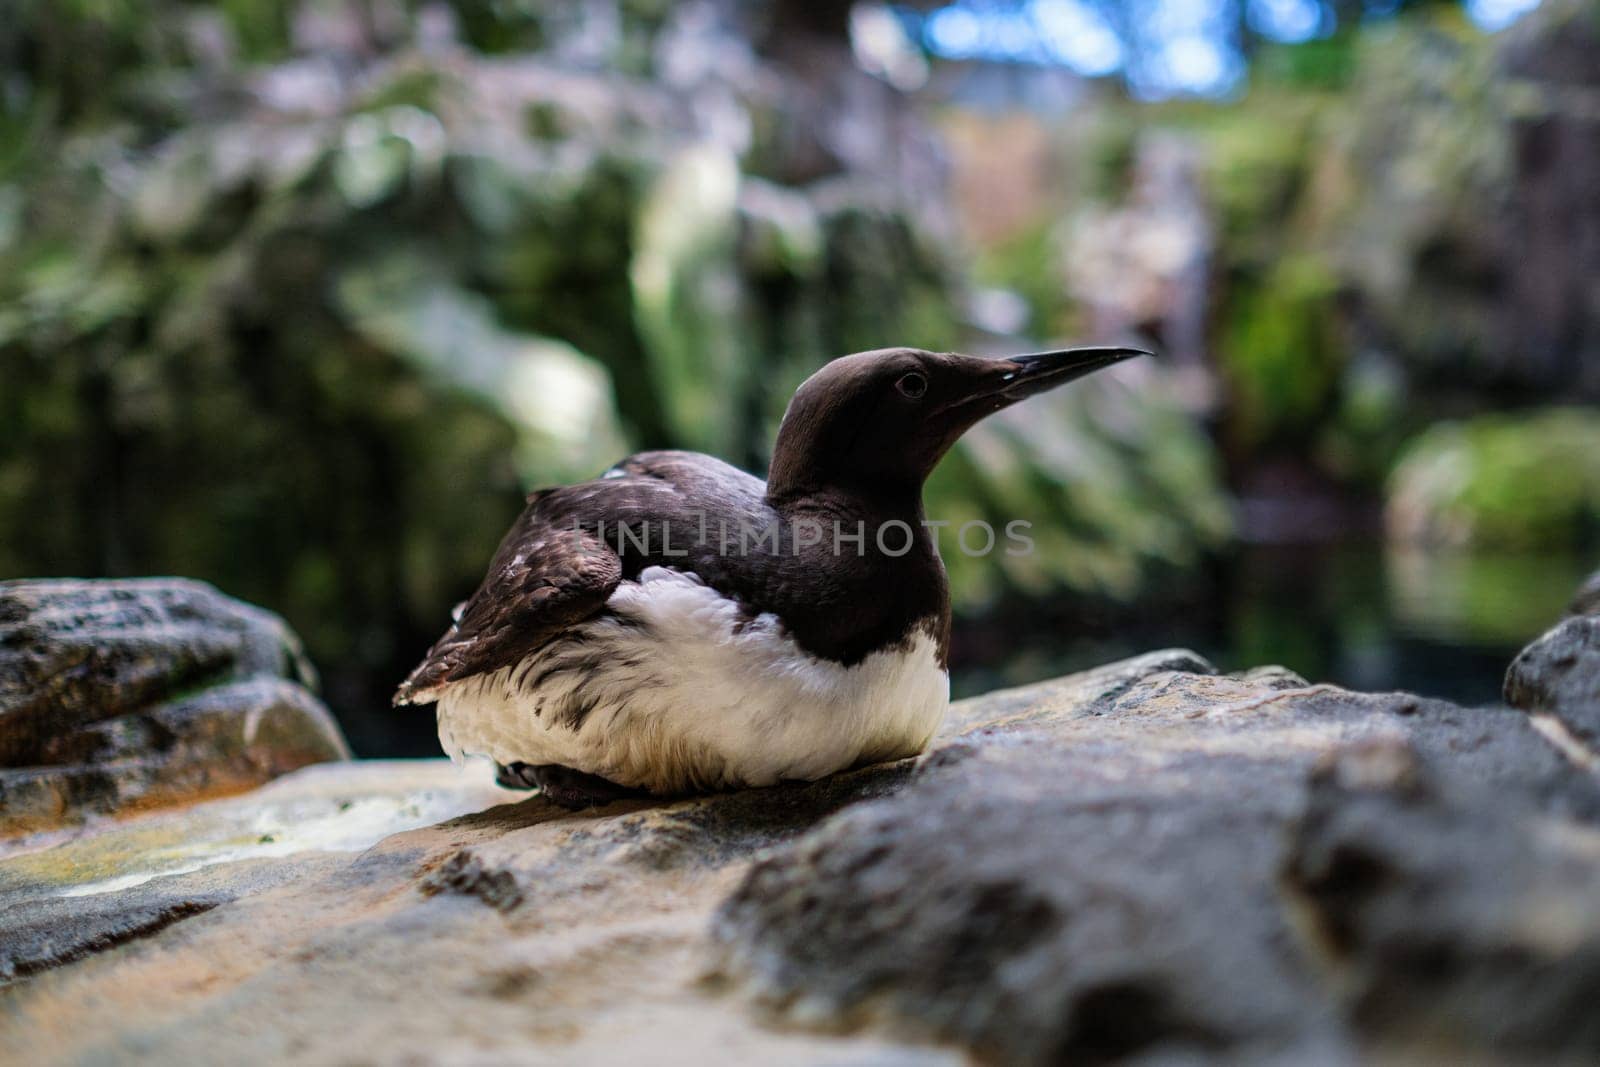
[758,479,951,669]
[765,473,925,526]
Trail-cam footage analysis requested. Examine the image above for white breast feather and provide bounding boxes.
[433,567,949,794]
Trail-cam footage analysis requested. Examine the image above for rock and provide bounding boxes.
[1504,568,1600,755]
[1285,754,1600,1057]
[0,579,349,835]
[0,755,928,1064]
[713,744,1329,1062]
[0,761,515,985]
[712,663,1600,1064]
[5,650,1600,1063]
[1506,609,1600,755]
[1497,0,1600,400]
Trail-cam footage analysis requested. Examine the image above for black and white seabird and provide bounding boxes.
[394,345,1146,808]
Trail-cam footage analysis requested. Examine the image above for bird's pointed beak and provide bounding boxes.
[996,345,1151,399]
[936,346,1150,426]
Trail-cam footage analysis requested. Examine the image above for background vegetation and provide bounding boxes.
[3,0,1595,751]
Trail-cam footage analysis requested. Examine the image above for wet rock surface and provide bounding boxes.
[4,645,1600,1064]
[0,579,349,834]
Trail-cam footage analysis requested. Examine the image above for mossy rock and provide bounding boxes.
[1386,409,1600,549]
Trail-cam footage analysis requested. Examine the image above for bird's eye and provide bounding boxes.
[896,372,928,400]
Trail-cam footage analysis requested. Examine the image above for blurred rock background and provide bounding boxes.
[1,0,1594,753]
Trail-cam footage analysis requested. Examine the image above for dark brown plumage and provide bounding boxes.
[393,447,948,702]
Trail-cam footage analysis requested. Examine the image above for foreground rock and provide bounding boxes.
[0,579,349,835]
[1505,595,1600,758]
[5,650,1600,1064]
[716,658,1600,1063]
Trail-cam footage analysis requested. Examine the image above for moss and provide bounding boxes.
[1219,256,1345,453]
[1386,410,1600,549]
[1315,356,1409,486]
[1194,100,1322,253]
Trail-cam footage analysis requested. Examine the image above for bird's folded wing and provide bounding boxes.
[393,493,622,704]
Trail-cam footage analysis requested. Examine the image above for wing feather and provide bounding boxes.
[393,491,622,704]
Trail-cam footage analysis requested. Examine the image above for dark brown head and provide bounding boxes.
[765,346,1148,505]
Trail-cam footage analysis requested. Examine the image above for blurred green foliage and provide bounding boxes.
[1218,255,1343,454]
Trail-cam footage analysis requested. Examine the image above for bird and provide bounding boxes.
[394,345,1147,809]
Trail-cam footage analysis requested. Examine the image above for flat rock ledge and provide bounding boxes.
[5,649,1600,1065]
[0,579,350,835]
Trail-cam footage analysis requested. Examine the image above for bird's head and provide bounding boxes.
[766,346,1148,505]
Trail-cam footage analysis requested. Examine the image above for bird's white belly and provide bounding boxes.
[433,567,949,794]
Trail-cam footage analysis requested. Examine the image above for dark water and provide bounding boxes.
[951,543,1595,708]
